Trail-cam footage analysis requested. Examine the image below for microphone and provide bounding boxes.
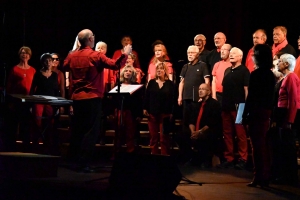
[178,60,185,63]
[164,59,171,63]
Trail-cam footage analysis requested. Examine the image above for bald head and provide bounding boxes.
[198,83,211,100]
[214,32,226,48]
[78,29,95,48]
[253,29,267,46]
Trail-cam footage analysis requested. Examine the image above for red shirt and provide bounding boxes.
[278,72,300,123]
[211,60,231,93]
[245,48,255,73]
[294,56,300,80]
[63,46,124,100]
[6,65,36,95]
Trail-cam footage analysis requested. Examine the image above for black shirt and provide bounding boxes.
[198,49,211,63]
[30,71,59,96]
[180,61,209,101]
[243,67,275,119]
[143,79,174,115]
[280,44,297,58]
[206,48,222,73]
[222,64,250,111]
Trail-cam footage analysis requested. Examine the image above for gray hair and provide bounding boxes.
[280,53,296,71]
[95,41,107,50]
[194,34,206,41]
[230,47,243,57]
[187,45,199,53]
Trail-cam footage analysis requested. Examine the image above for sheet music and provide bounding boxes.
[32,95,58,100]
[235,103,245,124]
[109,84,143,94]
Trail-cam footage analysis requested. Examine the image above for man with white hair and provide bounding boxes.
[177,45,209,162]
[272,26,296,58]
[194,34,210,62]
[245,29,267,73]
[63,29,132,172]
[217,47,250,170]
[206,32,226,73]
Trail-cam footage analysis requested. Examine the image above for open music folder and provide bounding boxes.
[108,84,143,95]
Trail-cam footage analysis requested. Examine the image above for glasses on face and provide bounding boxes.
[187,52,197,55]
[52,58,59,61]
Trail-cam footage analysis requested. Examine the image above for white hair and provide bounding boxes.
[280,53,296,71]
[230,47,243,57]
[95,41,107,50]
[72,36,81,51]
[194,34,206,41]
[187,45,199,53]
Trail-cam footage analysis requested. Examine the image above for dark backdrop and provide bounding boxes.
[1,0,300,84]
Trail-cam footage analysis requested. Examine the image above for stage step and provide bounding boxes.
[0,152,60,179]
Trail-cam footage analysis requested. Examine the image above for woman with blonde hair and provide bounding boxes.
[143,62,175,155]
[112,65,143,158]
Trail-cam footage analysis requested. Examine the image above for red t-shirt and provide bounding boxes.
[211,60,231,93]
[7,65,36,95]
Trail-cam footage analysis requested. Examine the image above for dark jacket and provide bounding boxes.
[189,97,222,136]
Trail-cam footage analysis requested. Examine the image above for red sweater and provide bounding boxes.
[278,72,300,123]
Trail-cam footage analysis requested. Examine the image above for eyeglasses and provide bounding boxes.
[52,58,59,61]
[187,52,198,54]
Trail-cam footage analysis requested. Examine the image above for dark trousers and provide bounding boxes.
[270,108,298,182]
[4,103,32,152]
[248,108,271,181]
[69,98,102,165]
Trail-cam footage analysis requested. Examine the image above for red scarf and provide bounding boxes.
[195,102,206,130]
[272,39,288,57]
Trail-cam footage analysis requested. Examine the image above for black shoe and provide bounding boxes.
[234,160,246,170]
[79,166,95,173]
[247,180,269,187]
[216,161,234,169]
[200,162,212,169]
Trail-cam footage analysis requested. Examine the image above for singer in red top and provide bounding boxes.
[63,29,132,172]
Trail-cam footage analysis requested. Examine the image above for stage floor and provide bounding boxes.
[0,154,299,200]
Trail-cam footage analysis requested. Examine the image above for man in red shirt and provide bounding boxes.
[63,29,132,172]
[211,43,232,105]
[245,29,267,73]
[272,26,296,58]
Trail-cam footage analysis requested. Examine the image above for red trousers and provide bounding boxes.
[248,109,271,181]
[148,114,170,155]
[222,110,248,162]
[114,109,136,153]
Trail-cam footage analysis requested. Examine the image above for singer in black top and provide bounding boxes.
[143,62,175,155]
[30,53,60,154]
[178,45,210,137]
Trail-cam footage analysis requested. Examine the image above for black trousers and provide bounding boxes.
[69,98,102,165]
[270,108,298,182]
